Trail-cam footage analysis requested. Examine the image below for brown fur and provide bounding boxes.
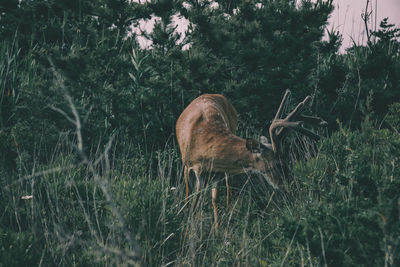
[176,94,263,174]
[176,94,278,231]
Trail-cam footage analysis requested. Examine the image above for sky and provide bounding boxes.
[134,0,400,51]
[328,0,400,52]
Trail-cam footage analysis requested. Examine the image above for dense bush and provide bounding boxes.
[282,116,400,266]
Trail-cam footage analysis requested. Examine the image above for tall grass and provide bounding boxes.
[1,72,320,265]
[3,51,398,266]
[0,50,320,265]
[2,131,316,266]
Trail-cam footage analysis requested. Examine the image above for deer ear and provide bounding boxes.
[246,138,260,152]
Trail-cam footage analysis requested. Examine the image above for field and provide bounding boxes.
[1,0,399,266]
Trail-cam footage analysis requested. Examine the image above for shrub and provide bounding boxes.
[281,119,400,266]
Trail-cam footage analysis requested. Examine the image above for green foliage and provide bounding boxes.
[315,18,400,128]
[178,0,334,126]
[386,102,400,132]
[282,119,400,266]
[2,120,400,266]
[0,229,43,266]
[0,153,106,265]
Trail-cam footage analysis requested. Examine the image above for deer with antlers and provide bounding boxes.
[175,90,327,231]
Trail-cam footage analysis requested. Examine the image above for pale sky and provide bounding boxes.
[329,0,400,52]
[133,0,400,51]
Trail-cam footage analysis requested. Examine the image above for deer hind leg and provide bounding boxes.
[184,166,190,207]
[212,181,219,232]
[225,173,230,209]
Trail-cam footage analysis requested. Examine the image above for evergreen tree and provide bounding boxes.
[177,0,334,130]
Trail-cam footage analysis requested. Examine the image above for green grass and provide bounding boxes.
[0,132,316,266]
[2,116,400,266]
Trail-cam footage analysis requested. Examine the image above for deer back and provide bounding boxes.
[176,94,249,172]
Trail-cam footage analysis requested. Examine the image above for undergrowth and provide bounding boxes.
[2,113,399,266]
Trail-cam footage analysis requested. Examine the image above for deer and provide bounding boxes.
[175,90,327,231]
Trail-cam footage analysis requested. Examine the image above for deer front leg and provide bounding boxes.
[212,181,219,232]
[196,173,203,193]
[191,170,203,211]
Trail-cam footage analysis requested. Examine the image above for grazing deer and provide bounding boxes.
[175,90,327,231]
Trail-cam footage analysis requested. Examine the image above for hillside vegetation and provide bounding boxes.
[1,0,399,266]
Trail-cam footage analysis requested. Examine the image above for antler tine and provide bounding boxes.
[286,95,311,120]
[270,93,327,154]
[270,119,321,152]
[269,120,302,153]
[274,90,291,120]
[274,95,310,137]
[269,121,280,153]
[292,123,321,140]
[269,90,292,153]
[275,121,321,140]
[299,115,328,127]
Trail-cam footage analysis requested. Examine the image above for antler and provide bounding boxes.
[269,90,327,153]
